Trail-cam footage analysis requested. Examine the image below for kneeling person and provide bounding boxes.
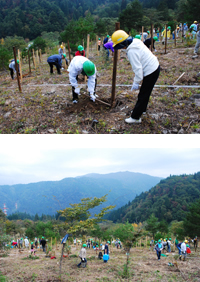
[68,56,97,104]
[77,244,87,267]
[47,54,66,74]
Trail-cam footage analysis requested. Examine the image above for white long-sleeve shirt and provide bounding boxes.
[126,38,159,84]
[68,56,96,94]
[181,242,186,253]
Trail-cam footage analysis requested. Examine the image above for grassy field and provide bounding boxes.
[0,243,200,281]
[0,39,200,134]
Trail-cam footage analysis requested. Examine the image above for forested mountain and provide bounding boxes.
[0,0,191,40]
[106,172,200,223]
[0,171,162,216]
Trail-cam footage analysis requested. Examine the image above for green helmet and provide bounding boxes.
[83,60,95,76]
[153,36,158,41]
[78,45,84,51]
[158,240,161,243]
[107,35,109,37]
[83,243,87,247]
[42,236,44,239]
[31,242,33,244]
[155,241,157,243]
[147,31,150,34]
[99,38,101,40]
[17,59,19,64]
[107,241,110,244]
[62,53,66,58]
[167,26,171,30]
[169,238,171,240]
[135,35,141,39]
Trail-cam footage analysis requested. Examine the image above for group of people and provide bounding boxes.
[77,241,110,267]
[51,29,160,124]
[11,236,47,252]
[9,20,199,125]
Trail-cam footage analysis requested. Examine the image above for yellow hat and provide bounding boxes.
[60,45,63,48]
[111,30,129,47]
[194,21,197,24]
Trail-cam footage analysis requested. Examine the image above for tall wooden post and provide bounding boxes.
[13,46,22,92]
[142,26,144,42]
[165,24,167,54]
[151,24,153,52]
[111,22,120,107]
[32,49,36,69]
[174,24,176,47]
[67,40,71,62]
[96,35,99,56]
[18,49,23,82]
[51,237,52,249]
[28,49,31,73]
[39,49,42,63]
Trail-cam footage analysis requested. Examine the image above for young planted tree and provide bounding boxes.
[114,221,143,278]
[58,195,115,277]
[145,214,159,239]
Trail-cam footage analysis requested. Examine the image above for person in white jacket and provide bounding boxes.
[9,59,20,80]
[111,30,160,124]
[180,240,187,261]
[24,237,29,249]
[67,56,97,104]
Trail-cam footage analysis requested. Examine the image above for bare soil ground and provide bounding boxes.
[0,40,200,134]
[1,244,200,281]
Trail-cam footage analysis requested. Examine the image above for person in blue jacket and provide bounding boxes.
[155,240,163,260]
[47,54,66,74]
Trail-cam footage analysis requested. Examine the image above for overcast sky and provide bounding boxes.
[0,135,199,185]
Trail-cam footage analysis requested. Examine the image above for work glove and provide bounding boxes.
[131,82,139,91]
[74,87,80,95]
[90,94,96,102]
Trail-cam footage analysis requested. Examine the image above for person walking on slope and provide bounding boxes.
[193,236,198,252]
[103,35,110,49]
[104,41,114,59]
[98,38,102,51]
[47,53,66,74]
[24,237,29,249]
[144,37,158,52]
[155,240,163,260]
[75,45,86,57]
[77,243,87,267]
[111,30,160,124]
[104,241,110,255]
[190,21,198,39]
[180,240,187,261]
[68,56,97,104]
[193,30,200,56]
[9,59,20,79]
[40,236,46,252]
[167,238,172,252]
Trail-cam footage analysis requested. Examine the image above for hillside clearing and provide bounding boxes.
[0,41,200,134]
[1,244,200,281]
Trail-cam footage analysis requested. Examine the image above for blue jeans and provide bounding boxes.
[77,258,87,267]
[177,246,181,255]
[157,250,161,260]
[168,245,171,252]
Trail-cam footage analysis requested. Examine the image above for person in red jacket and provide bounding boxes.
[75,45,85,56]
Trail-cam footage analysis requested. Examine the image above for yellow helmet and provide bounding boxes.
[194,21,197,24]
[60,45,63,48]
[111,30,129,47]
[185,240,188,243]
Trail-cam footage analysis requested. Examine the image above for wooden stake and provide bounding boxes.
[55,237,57,249]
[67,40,71,63]
[96,35,99,56]
[151,24,153,52]
[28,49,31,73]
[13,46,22,92]
[39,49,42,63]
[174,24,176,47]
[173,72,185,85]
[18,49,23,83]
[165,24,167,54]
[32,49,36,69]
[51,237,52,249]
[111,22,120,107]
[36,50,39,65]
